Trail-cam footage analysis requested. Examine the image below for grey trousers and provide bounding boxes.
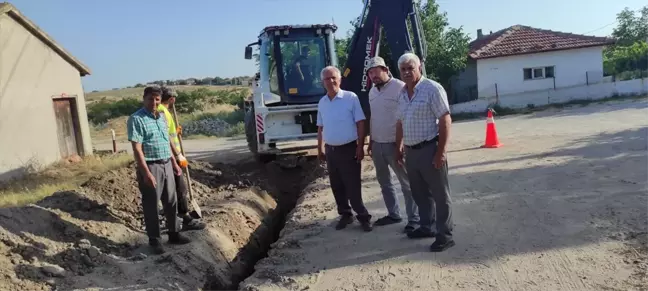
[325,142,371,222]
[371,141,419,225]
[404,141,453,242]
[136,159,179,241]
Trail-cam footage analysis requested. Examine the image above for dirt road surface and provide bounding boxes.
[239,99,648,291]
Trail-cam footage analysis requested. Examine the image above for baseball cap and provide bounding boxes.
[368,56,388,70]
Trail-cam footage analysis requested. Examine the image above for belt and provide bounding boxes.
[405,136,439,150]
[146,158,170,164]
[325,141,356,150]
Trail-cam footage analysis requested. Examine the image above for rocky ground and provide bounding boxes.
[183,118,234,137]
[0,155,325,291]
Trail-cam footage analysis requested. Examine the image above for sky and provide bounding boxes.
[7,0,646,91]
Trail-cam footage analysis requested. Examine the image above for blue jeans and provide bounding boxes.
[371,141,419,225]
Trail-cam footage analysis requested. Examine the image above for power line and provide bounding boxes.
[581,6,645,35]
[581,21,617,35]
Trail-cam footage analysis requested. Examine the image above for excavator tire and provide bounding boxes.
[244,108,276,163]
[244,108,258,154]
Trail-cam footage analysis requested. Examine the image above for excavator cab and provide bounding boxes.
[245,24,338,105]
[242,24,338,157]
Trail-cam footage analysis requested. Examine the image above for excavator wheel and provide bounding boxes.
[244,108,258,154]
[244,108,276,163]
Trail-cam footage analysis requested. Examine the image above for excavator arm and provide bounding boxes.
[340,0,427,125]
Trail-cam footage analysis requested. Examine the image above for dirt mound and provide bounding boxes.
[0,155,325,291]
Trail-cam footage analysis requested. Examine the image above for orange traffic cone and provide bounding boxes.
[482,108,502,148]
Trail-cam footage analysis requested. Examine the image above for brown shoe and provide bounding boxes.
[335,215,354,230]
[148,238,165,254]
[168,232,191,245]
[360,221,373,232]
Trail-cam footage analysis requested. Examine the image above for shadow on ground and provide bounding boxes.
[251,127,647,285]
[520,98,648,120]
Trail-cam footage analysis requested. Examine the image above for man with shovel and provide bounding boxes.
[159,87,206,231]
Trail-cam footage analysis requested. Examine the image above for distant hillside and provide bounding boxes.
[85,85,245,104]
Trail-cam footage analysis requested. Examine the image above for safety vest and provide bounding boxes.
[158,104,181,152]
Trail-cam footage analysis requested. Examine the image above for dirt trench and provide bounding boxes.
[0,154,326,291]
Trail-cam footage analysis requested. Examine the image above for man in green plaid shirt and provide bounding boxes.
[127,86,191,254]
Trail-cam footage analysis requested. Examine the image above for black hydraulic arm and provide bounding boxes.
[340,0,427,126]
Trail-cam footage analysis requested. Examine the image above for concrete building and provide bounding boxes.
[0,3,92,180]
[450,25,614,103]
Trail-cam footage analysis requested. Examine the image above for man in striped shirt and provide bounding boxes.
[396,53,455,252]
[127,86,191,254]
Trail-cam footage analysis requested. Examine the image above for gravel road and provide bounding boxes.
[238,99,648,291]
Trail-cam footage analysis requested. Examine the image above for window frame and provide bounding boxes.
[523,66,555,80]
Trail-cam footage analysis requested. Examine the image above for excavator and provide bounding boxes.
[243,0,427,159]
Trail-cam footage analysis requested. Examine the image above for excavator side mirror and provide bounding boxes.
[244,46,253,60]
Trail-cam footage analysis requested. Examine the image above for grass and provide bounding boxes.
[451,93,648,121]
[0,153,133,207]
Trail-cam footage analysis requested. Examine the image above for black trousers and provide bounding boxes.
[325,142,371,222]
[173,162,189,217]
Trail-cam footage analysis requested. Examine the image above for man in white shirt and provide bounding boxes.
[366,57,420,233]
[317,66,373,232]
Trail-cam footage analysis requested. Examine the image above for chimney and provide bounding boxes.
[477,29,483,39]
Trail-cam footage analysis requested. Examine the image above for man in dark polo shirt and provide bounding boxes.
[127,86,191,254]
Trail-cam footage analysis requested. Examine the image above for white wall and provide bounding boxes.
[476,47,605,98]
[0,14,93,181]
[452,78,648,114]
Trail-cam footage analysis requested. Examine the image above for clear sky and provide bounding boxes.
[8,0,646,91]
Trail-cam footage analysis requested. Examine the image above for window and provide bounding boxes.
[267,38,280,95]
[523,66,555,80]
[279,37,327,96]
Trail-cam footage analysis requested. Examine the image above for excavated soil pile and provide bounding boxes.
[0,155,325,291]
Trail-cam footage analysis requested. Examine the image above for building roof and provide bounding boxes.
[469,25,615,60]
[0,2,91,76]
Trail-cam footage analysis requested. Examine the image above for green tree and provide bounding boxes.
[335,0,470,89]
[604,41,648,76]
[604,5,648,76]
[612,6,648,46]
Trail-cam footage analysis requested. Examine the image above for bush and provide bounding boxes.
[87,98,141,124]
[187,110,245,125]
[87,87,250,124]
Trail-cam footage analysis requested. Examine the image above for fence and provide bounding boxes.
[451,76,648,114]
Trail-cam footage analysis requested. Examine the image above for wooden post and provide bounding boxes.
[495,83,499,104]
[111,129,117,153]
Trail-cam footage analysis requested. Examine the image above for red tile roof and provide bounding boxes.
[469,25,615,60]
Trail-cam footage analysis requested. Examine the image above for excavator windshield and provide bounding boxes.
[278,37,327,97]
[247,24,337,104]
[261,27,337,104]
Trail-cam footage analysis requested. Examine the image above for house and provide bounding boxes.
[450,25,614,102]
[0,3,93,180]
